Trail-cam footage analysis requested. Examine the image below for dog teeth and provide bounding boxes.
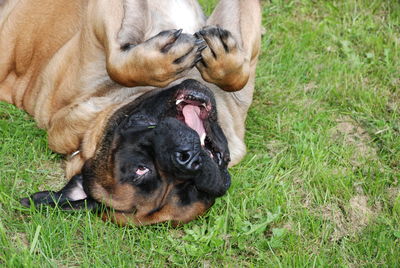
[176,99,184,105]
[200,133,206,146]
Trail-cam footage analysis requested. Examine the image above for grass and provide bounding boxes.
[1,0,399,266]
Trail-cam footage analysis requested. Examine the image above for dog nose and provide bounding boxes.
[174,149,202,172]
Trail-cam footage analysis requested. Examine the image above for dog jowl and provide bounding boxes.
[21,80,231,225]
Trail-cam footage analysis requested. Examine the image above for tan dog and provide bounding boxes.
[0,0,261,225]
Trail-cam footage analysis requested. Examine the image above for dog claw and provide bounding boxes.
[173,29,183,39]
[197,44,207,51]
[195,39,206,45]
[191,56,203,68]
[194,32,202,39]
[217,27,224,37]
[161,29,184,53]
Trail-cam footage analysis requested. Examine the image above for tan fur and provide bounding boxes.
[0,0,261,196]
[95,168,209,226]
[102,199,208,226]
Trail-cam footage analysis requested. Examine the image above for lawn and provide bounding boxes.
[1,0,399,266]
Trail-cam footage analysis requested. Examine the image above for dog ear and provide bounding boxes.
[20,174,99,210]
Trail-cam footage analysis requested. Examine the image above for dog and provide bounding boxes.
[0,0,261,225]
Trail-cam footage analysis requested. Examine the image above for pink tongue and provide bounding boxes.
[182,105,206,140]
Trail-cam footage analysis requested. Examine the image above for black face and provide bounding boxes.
[21,79,231,225]
[84,79,231,225]
[115,79,231,194]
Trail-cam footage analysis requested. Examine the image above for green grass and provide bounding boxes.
[1,0,400,266]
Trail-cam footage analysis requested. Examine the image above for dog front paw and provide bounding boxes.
[195,26,250,92]
[135,29,206,87]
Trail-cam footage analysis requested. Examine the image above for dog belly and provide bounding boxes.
[146,0,205,38]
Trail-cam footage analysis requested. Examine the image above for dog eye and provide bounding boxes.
[135,166,149,176]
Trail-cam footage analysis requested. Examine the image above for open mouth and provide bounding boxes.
[175,91,223,166]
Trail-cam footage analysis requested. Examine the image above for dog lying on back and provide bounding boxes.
[0,0,261,225]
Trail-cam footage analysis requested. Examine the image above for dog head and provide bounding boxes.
[22,79,231,225]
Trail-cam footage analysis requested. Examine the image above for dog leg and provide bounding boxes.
[107,30,206,88]
[195,0,261,92]
[20,174,99,210]
[90,0,205,88]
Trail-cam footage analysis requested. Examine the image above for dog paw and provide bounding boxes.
[195,26,249,92]
[20,191,58,207]
[135,29,206,87]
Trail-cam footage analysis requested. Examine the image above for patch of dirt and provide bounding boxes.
[387,100,399,114]
[170,229,185,239]
[321,195,380,241]
[353,181,364,195]
[303,82,317,93]
[293,176,314,210]
[387,186,400,203]
[330,117,378,167]
[348,196,374,228]
[391,78,400,87]
[282,221,295,233]
[387,88,399,114]
[10,232,29,249]
[299,190,313,209]
[266,140,287,157]
[202,260,212,268]
[321,204,346,241]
